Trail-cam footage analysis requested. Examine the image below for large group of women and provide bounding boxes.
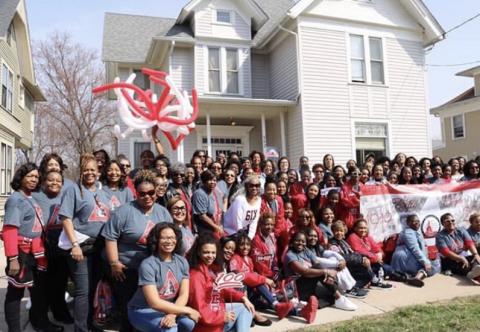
[3,145,480,332]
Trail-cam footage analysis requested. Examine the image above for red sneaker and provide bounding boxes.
[300,296,318,323]
[275,301,294,320]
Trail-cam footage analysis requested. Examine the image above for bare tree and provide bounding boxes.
[32,32,115,172]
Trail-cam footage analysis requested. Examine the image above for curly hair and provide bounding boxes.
[100,160,126,189]
[187,233,223,269]
[11,162,39,191]
[146,222,183,256]
[133,169,157,190]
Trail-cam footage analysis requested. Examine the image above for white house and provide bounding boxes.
[102,0,444,168]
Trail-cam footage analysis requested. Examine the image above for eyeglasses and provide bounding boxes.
[171,206,186,212]
[156,163,167,168]
[120,163,131,168]
[225,173,235,177]
[248,183,261,188]
[351,172,360,176]
[138,190,156,197]
[173,173,185,178]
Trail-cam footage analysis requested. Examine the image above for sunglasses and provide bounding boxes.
[172,206,186,212]
[248,183,261,188]
[225,173,235,177]
[120,163,131,168]
[138,190,156,197]
[173,173,185,177]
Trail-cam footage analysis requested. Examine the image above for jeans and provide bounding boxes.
[4,270,50,332]
[128,307,195,332]
[249,284,276,308]
[223,303,253,332]
[111,268,138,332]
[68,252,104,332]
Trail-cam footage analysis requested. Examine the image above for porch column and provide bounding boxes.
[206,112,212,157]
[261,112,267,154]
[280,111,287,156]
[177,141,184,163]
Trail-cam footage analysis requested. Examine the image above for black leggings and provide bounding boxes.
[296,276,337,309]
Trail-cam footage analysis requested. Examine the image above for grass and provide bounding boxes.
[294,296,480,332]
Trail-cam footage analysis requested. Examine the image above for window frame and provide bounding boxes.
[1,62,14,113]
[206,47,241,95]
[215,10,233,25]
[0,141,14,195]
[208,47,221,93]
[451,114,465,140]
[348,34,386,85]
[350,34,366,83]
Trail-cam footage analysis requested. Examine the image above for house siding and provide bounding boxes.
[269,35,298,100]
[194,45,206,94]
[299,26,352,164]
[240,48,252,98]
[251,53,270,99]
[287,103,304,163]
[386,37,430,158]
[195,5,251,40]
[170,47,194,92]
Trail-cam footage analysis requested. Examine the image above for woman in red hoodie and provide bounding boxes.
[187,233,254,332]
[339,168,364,230]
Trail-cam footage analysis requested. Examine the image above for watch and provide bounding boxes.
[71,241,80,248]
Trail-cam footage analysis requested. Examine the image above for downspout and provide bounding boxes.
[278,25,302,103]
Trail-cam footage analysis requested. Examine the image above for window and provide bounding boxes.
[355,123,388,164]
[133,69,150,90]
[452,114,465,139]
[350,35,385,84]
[1,64,14,112]
[0,142,13,195]
[208,48,221,92]
[350,35,365,82]
[226,49,239,94]
[7,24,15,46]
[207,47,240,94]
[216,10,232,24]
[133,142,151,168]
[18,83,25,109]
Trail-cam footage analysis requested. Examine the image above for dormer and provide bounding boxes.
[457,66,480,97]
[176,0,268,42]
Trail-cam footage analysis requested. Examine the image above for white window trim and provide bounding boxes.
[451,114,466,140]
[206,47,242,96]
[196,125,253,156]
[347,33,387,86]
[1,61,14,113]
[0,139,14,196]
[350,119,392,159]
[18,81,25,109]
[214,9,235,26]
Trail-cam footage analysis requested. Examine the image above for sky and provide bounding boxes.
[25,0,480,140]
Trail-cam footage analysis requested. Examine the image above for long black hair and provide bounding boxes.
[146,222,183,256]
[187,232,223,269]
[11,162,39,192]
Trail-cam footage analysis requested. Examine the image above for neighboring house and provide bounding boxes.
[0,0,45,217]
[431,65,480,161]
[102,0,444,168]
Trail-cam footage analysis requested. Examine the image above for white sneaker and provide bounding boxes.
[334,295,358,311]
[467,264,480,279]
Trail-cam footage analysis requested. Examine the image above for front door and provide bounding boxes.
[202,136,244,158]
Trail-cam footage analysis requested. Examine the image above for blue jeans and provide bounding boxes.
[128,307,195,332]
[223,303,253,332]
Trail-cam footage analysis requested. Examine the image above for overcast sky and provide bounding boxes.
[26,0,480,139]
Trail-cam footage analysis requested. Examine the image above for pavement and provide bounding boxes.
[2,248,480,332]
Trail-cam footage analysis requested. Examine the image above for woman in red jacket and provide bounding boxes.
[260,182,289,252]
[339,168,363,230]
[187,233,254,332]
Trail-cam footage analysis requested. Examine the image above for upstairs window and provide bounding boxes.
[1,64,14,112]
[452,114,465,139]
[216,10,232,24]
[350,35,366,83]
[208,47,240,94]
[350,34,385,85]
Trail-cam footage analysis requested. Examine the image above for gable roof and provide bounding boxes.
[430,87,477,115]
[102,12,194,63]
[0,0,20,38]
[457,65,480,78]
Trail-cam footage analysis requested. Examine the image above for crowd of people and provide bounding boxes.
[2,143,480,332]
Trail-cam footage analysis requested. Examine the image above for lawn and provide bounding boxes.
[296,296,480,332]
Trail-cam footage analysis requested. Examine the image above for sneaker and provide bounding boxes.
[467,265,480,280]
[300,296,318,323]
[334,295,358,311]
[345,287,368,299]
[443,269,453,276]
[405,277,425,288]
[370,281,393,289]
[275,301,294,320]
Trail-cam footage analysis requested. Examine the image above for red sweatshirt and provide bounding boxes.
[260,196,287,238]
[339,182,363,230]
[229,253,266,287]
[251,232,278,279]
[347,232,382,263]
[189,263,245,332]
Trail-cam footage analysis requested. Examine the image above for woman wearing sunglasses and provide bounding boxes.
[224,176,262,239]
[216,168,239,209]
[102,170,172,332]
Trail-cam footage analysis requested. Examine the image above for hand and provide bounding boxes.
[186,308,201,323]
[111,262,127,282]
[242,297,256,314]
[323,269,337,284]
[473,254,480,265]
[71,246,84,262]
[7,258,20,277]
[459,256,469,269]
[337,260,346,271]
[362,257,371,268]
[266,278,276,288]
[376,252,383,264]
[224,311,235,323]
[216,225,224,234]
[424,262,432,273]
[151,125,158,138]
[160,314,177,328]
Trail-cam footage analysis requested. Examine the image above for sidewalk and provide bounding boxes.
[2,246,480,332]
